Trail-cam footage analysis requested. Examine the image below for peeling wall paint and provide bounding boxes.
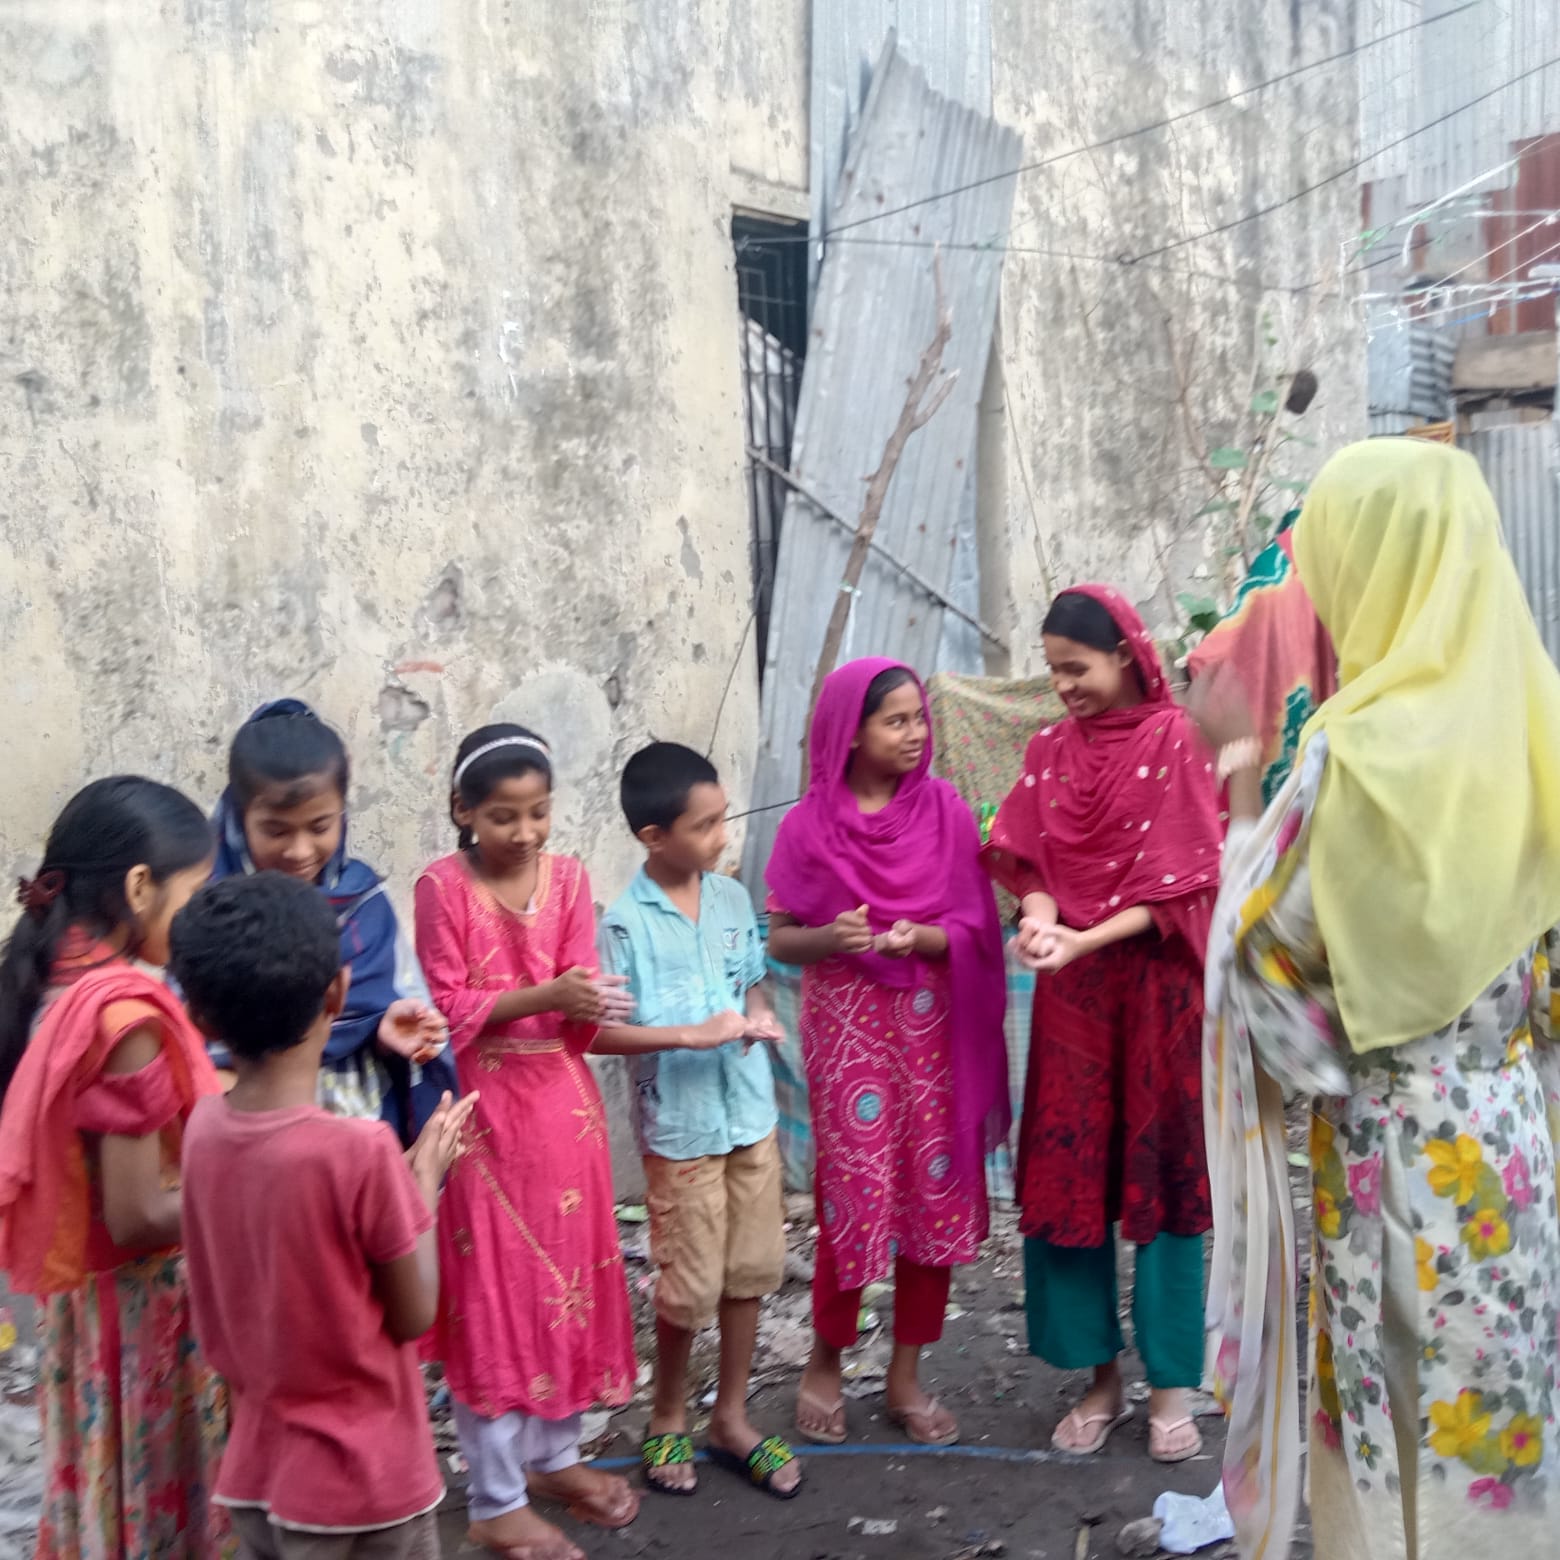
[989,0,1367,657]
[0,1,783,914]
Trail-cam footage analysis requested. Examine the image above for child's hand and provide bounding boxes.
[1032,925,1087,974]
[379,999,449,1061]
[407,1089,480,1191]
[550,966,608,1023]
[687,1010,749,1049]
[742,1011,786,1051]
[874,920,917,959]
[592,972,636,1025]
[831,904,874,956]
[1016,914,1057,969]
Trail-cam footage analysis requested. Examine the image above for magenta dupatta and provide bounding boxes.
[765,658,1011,1169]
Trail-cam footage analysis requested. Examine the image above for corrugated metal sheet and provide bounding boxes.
[741,36,1020,889]
[809,1,991,290]
[1358,0,1560,206]
[1465,420,1560,663]
[1367,320,1457,433]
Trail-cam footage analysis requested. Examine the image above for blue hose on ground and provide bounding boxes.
[591,1442,1071,1470]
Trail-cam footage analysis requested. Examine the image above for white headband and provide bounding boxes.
[454,736,552,788]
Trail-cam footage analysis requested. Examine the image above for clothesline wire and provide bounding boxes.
[814,1,1480,239]
[746,51,1558,300]
[1123,53,1560,265]
[1357,208,1560,308]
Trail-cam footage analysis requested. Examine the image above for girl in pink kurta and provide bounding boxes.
[766,661,1009,1449]
[415,724,638,1560]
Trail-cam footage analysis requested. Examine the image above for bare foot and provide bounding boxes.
[523,1463,639,1528]
[1051,1362,1128,1453]
[1148,1387,1202,1462]
[707,1409,803,1496]
[468,1505,585,1560]
[642,1417,697,1494]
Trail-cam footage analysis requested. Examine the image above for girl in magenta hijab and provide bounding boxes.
[766,659,1009,1448]
[985,585,1221,1465]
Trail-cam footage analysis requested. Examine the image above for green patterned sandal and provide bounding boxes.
[641,1431,697,1496]
[707,1435,802,1501]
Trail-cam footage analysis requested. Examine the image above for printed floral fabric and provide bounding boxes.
[36,1251,232,1559]
[1206,736,1560,1559]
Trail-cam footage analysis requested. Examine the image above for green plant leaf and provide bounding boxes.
[1194,498,1236,517]
[1178,593,1222,633]
[1250,389,1281,414]
[1210,446,1248,470]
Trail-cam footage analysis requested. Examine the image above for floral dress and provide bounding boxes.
[1206,736,1560,1559]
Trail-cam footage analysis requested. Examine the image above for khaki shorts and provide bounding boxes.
[230,1509,438,1560]
[644,1131,786,1331]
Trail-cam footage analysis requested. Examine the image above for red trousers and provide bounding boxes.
[813,1236,953,1350]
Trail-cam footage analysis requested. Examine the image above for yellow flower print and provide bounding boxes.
[1462,1208,1513,1260]
[1416,1238,1439,1293]
[1315,1186,1342,1239]
[1429,1391,1493,1460]
[1314,1329,1343,1423]
[1507,1019,1534,1064]
[1310,1114,1336,1164]
[1500,1415,1543,1469]
[1426,1134,1485,1204]
[0,1315,15,1354]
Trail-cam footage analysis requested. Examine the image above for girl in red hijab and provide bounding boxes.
[985,586,1220,1464]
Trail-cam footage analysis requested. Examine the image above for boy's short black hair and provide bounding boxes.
[620,742,720,834]
[170,873,343,1059]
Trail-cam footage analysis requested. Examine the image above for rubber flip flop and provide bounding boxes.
[1148,1414,1204,1464]
[1051,1406,1132,1455]
[795,1388,848,1445]
[887,1398,960,1446]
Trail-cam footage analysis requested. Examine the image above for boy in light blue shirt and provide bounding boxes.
[596,742,801,1504]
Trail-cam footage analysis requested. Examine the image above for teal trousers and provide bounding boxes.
[1023,1231,1204,1388]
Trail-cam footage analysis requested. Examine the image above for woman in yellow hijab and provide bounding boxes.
[1198,438,1560,1559]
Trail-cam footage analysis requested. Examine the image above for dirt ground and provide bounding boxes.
[429,1197,1318,1560]
[1,1151,1320,1560]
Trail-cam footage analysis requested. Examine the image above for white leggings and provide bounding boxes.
[453,1402,583,1521]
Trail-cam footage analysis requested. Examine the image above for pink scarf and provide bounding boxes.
[985,584,1222,957]
[766,659,1011,1166]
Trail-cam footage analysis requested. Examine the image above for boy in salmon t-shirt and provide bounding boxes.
[173,872,476,1559]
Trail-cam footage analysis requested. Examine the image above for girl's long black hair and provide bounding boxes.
[451,725,553,851]
[1042,590,1126,651]
[0,777,212,1098]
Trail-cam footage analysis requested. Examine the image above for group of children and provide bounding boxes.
[0,583,1232,1560]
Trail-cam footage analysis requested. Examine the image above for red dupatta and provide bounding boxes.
[0,961,217,1295]
[984,584,1222,957]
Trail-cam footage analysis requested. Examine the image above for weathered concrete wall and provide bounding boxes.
[988,0,1367,666]
[0,0,792,911]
